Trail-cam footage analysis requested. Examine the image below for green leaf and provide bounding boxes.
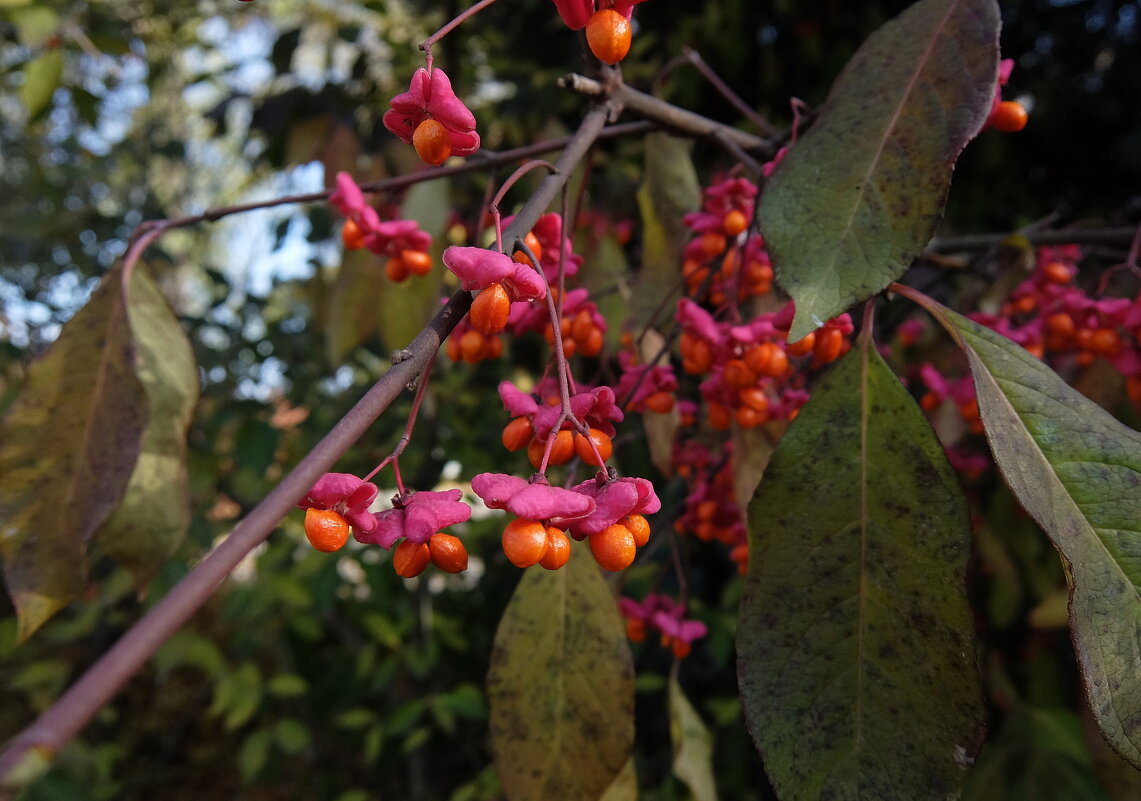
[238,729,272,783]
[10,7,59,47]
[488,542,634,801]
[335,707,376,730]
[633,133,700,329]
[669,676,718,801]
[274,718,312,754]
[93,267,198,594]
[759,0,1000,340]
[0,265,148,641]
[267,674,309,698]
[737,333,984,800]
[209,661,263,731]
[19,49,63,121]
[914,295,1141,768]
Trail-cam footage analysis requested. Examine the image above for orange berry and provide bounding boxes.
[393,539,431,578]
[589,524,637,571]
[458,329,487,362]
[527,429,575,469]
[304,508,350,552]
[920,392,941,412]
[643,390,675,414]
[341,219,367,250]
[1045,313,1075,338]
[730,543,749,574]
[723,358,757,389]
[585,8,632,65]
[402,249,432,276]
[960,398,981,423]
[429,533,468,573]
[738,387,769,413]
[412,119,452,165]
[707,403,731,430]
[539,527,571,570]
[1089,328,1121,355]
[1127,376,1141,406]
[574,428,613,466]
[1042,261,1072,284]
[696,499,718,521]
[513,231,543,265]
[502,518,549,567]
[719,248,739,278]
[571,309,595,343]
[1013,294,1037,315]
[699,231,727,259]
[680,333,714,374]
[579,327,604,357]
[813,327,845,365]
[470,282,511,336]
[722,209,748,237]
[620,514,650,548]
[626,617,646,642]
[486,335,504,359]
[736,405,765,428]
[671,639,692,659]
[743,343,771,374]
[501,416,534,452]
[761,346,789,377]
[786,331,815,357]
[386,255,411,282]
[549,429,575,465]
[990,100,1028,133]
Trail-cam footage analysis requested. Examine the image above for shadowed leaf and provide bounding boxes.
[19,50,62,121]
[0,265,148,640]
[488,541,634,801]
[633,133,699,329]
[738,332,983,800]
[93,267,198,594]
[670,675,718,801]
[914,295,1141,768]
[759,0,999,340]
[325,250,386,366]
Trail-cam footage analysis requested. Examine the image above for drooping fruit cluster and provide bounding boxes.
[676,297,851,430]
[908,244,1141,481]
[680,176,773,306]
[393,532,470,578]
[501,518,572,570]
[383,66,480,166]
[620,594,708,659]
[330,172,433,283]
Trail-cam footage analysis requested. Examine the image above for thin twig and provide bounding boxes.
[559,73,779,159]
